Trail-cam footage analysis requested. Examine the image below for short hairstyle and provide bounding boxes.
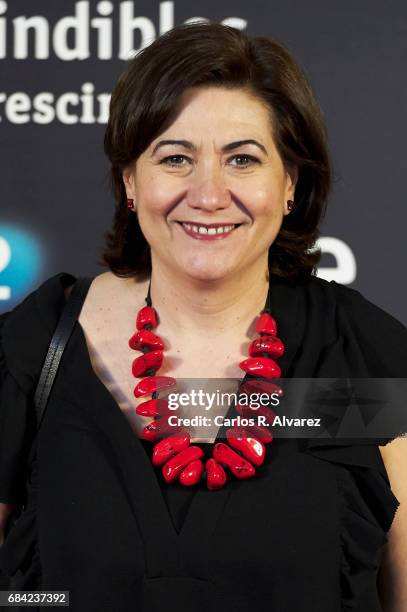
[101,21,332,281]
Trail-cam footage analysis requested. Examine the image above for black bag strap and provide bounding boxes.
[33,276,93,432]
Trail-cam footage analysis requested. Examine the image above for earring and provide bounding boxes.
[287,200,295,212]
[127,198,134,210]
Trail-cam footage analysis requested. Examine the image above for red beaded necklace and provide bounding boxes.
[128,279,285,490]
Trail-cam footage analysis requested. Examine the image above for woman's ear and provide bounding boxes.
[286,165,298,200]
[122,165,135,199]
[283,165,298,216]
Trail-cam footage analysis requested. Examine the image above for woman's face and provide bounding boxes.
[123,86,297,282]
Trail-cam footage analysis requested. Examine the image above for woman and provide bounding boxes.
[0,21,406,612]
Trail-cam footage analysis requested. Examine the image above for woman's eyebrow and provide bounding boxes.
[151,139,268,156]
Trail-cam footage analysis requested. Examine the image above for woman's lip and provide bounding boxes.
[177,222,241,240]
[177,221,241,228]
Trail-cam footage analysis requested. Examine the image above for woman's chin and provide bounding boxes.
[180,264,236,283]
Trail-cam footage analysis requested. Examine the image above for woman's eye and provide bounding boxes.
[161,155,189,167]
[229,154,259,167]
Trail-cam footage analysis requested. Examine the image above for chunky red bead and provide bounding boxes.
[239,356,281,378]
[206,458,227,490]
[141,419,181,442]
[133,376,176,398]
[132,350,163,377]
[135,398,170,417]
[129,329,164,351]
[141,420,160,442]
[213,442,256,479]
[152,430,190,466]
[226,427,265,466]
[249,335,285,359]
[136,306,158,331]
[255,312,277,336]
[239,379,284,398]
[162,446,204,483]
[179,459,204,486]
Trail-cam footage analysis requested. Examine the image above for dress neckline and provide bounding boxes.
[69,271,304,444]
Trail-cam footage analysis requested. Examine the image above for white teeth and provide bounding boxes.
[182,223,235,235]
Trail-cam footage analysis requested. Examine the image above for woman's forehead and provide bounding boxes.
[149,88,274,145]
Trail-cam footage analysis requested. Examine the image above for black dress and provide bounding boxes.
[0,271,406,612]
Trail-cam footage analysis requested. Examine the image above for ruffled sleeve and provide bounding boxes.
[301,279,406,611]
[0,312,36,506]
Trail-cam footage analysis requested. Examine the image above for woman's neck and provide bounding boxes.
[140,260,270,339]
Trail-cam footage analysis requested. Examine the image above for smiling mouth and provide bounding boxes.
[176,221,243,236]
[175,221,244,241]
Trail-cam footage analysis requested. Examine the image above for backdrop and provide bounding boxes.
[1,1,406,325]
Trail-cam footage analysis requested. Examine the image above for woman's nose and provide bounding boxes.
[186,169,231,212]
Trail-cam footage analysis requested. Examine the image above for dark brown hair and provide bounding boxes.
[100,21,332,281]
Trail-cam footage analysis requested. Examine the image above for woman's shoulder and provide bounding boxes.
[304,274,406,333]
[302,274,407,375]
[2,271,78,336]
[0,271,128,389]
